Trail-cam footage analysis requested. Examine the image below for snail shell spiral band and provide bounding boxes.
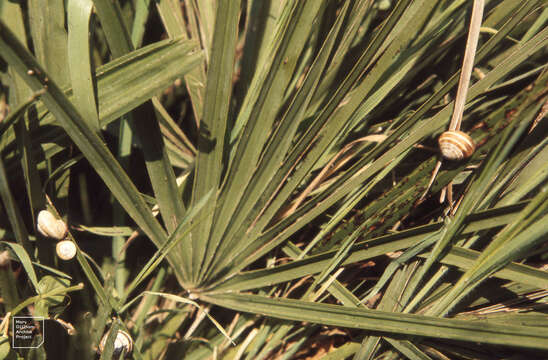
[438,130,475,160]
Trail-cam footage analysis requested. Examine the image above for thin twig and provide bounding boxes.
[449,0,485,131]
[422,0,485,203]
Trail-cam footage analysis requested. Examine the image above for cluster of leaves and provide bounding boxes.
[0,0,547,359]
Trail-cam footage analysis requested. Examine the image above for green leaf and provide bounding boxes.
[92,0,132,58]
[138,291,235,345]
[205,2,325,280]
[190,0,241,284]
[94,38,202,126]
[34,275,71,316]
[202,293,548,350]
[205,0,350,284]
[0,153,33,257]
[0,242,38,291]
[157,0,207,123]
[131,0,152,47]
[212,201,546,292]
[121,189,213,302]
[67,0,98,131]
[431,189,548,315]
[0,336,15,360]
[28,0,69,87]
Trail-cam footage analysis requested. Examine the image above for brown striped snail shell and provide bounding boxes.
[56,240,77,260]
[438,130,475,160]
[99,329,133,357]
[37,210,68,240]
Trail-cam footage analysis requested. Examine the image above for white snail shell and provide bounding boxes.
[99,329,133,357]
[37,210,68,240]
[56,240,76,260]
[438,130,475,160]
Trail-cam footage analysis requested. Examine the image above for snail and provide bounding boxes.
[56,240,77,261]
[438,130,475,160]
[99,329,133,357]
[37,210,68,240]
